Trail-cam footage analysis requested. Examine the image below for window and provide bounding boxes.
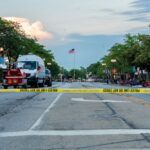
[18,61,37,70]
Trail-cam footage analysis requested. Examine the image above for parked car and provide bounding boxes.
[119,80,130,85]
[142,81,150,87]
[17,54,45,87]
[129,79,140,86]
[45,68,52,86]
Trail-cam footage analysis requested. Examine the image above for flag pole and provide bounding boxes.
[68,48,76,81]
[73,50,75,81]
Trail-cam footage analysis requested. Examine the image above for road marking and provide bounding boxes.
[71,98,130,103]
[0,129,150,137]
[29,93,62,130]
[29,83,71,130]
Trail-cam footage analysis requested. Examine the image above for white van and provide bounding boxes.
[17,54,45,87]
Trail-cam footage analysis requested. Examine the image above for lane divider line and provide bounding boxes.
[29,83,71,130]
[1,129,150,137]
[29,93,62,130]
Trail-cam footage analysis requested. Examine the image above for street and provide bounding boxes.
[0,82,150,149]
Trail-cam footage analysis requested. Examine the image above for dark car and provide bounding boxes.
[129,79,140,86]
[119,80,130,85]
[45,69,52,86]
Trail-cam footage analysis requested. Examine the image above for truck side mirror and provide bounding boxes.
[37,66,41,71]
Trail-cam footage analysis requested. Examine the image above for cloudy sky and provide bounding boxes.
[0,0,150,69]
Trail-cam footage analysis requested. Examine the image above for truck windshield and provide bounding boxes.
[19,61,37,70]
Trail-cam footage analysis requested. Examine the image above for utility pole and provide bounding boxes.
[73,52,75,81]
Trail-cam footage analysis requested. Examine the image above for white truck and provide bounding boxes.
[17,54,45,87]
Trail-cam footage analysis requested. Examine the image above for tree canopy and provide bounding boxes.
[0,17,60,77]
[101,34,150,73]
[85,34,150,79]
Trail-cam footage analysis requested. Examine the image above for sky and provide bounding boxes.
[0,0,150,70]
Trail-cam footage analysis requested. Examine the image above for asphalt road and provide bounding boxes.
[0,82,150,150]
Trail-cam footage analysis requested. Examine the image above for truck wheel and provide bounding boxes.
[32,78,39,88]
[14,85,17,88]
[48,81,52,87]
[22,84,27,89]
[39,83,44,87]
[34,82,39,88]
[39,79,44,87]
[3,85,8,89]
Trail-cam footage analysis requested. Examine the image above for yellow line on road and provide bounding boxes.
[0,88,150,94]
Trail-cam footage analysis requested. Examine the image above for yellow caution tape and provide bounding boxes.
[0,88,150,94]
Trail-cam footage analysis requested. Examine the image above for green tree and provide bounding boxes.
[0,18,56,66]
[69,69,82,79]
[101,33,150,80]
[80,67,86,79]
[134,34,150,71]
[0,17,27,62]
[48,61,60,78]
[102,43,132,74]
[87,62,101,77]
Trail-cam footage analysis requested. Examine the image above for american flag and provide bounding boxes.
[68,48,75,54]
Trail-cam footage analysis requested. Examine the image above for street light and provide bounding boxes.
[0,48,3,52]
[59,67,64,82]
[47,62,52,66]
[102,63,106,66]
[111,59,117,83]
[102,63,109,84]
[0,48,4,55]
[111,59,117,63]
[102,63,106,82]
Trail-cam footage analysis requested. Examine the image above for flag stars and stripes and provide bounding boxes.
[68,48,75,54]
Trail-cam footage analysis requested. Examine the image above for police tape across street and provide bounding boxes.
[0,88,150,94]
